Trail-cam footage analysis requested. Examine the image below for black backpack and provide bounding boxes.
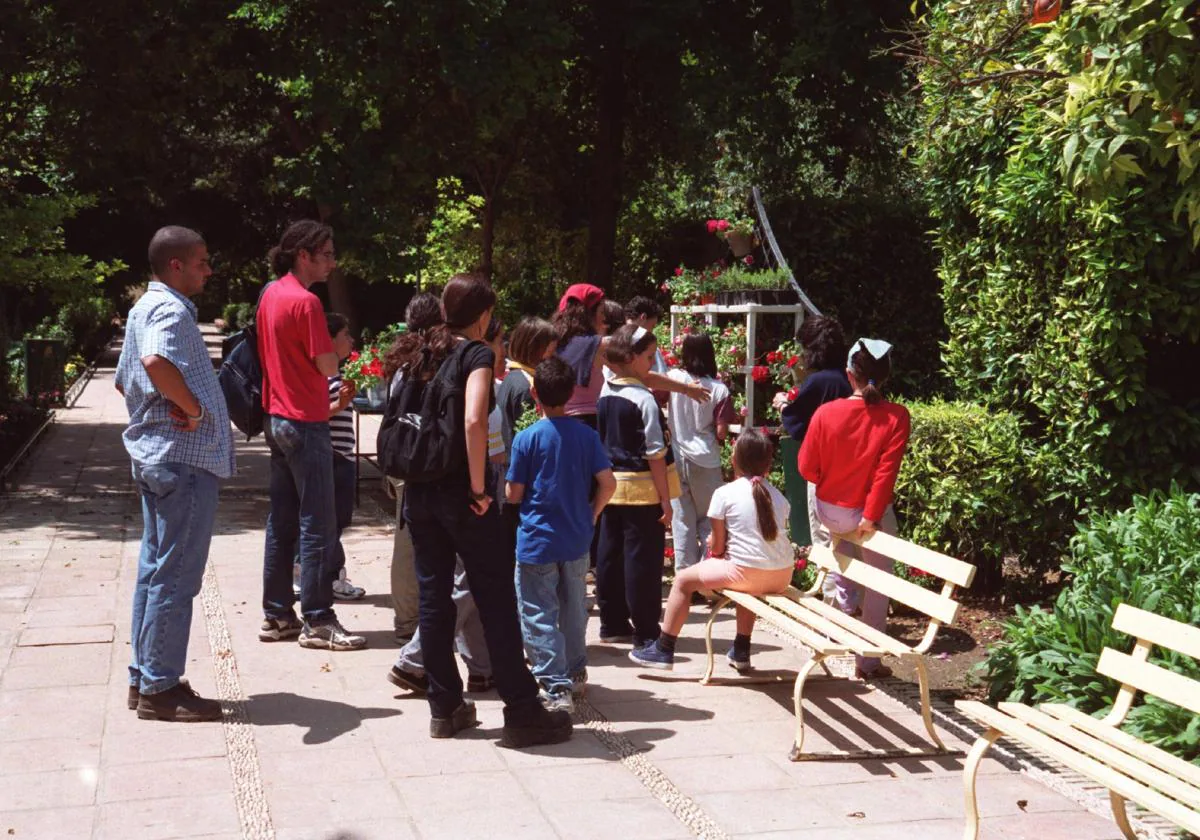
[377,340,480,483]
[218,283,272,440]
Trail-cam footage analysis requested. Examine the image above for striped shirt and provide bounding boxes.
[328,374,355,458]
[115,281,235,478]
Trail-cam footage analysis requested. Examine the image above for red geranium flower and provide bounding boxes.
[743,254,754,266]
[715,219,730,232]
[705,220,719,234]
[794,557,808,571]
[751,365,770,383]
[674,266,684,276]
[787,355,800,368]
[664,546,675,559]
[787,386,800,401]
[348,351,360,362]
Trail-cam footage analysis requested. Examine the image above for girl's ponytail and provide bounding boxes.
[750,476,779,543]
[849,346,892,406]
[733,428,779,542]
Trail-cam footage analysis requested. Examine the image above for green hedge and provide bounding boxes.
[981,488,1200,762]
[895,400,1070,592]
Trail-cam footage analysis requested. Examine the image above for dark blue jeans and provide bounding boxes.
[263,415,337,624]
[330,453,356,576]
[404,473,539,718]
[596,504,665,646]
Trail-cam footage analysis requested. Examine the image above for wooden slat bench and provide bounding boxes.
[701,530,977,761]
[956,603,1200,840]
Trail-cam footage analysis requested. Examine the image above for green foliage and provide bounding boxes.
[221,303,243,334]
[895,400,1070,592]
[513,403,541,435]
[403,178,485,289]
[981,487,1200,761]
[917,0,1200,508]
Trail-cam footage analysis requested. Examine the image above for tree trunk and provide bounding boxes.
[585,0,627,292]
[479,191,495,282]
[317,203,356,329]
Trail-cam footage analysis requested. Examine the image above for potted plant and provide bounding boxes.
[343,345,387,408]
[712,264,797,306]
[707,215,756,257]
[662,265,719,306]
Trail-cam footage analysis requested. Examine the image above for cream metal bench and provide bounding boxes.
[956,603,1200,840]
[702,530,977,761]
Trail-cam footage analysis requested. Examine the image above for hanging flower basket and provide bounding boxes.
[725,231,755,258]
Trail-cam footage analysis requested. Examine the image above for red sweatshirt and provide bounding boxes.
[798,397,911,524]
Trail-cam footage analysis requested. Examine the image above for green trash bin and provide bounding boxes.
[778,437,812,545]
[24,338,67,400]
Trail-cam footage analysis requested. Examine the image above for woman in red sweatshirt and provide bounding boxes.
[798,338,909,679]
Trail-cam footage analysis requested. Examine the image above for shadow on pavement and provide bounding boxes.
[247,691,401,745]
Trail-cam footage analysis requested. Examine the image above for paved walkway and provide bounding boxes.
[0,332,1131,840]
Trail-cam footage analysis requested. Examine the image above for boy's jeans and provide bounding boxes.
[515,554,589,694]
[263,416,337,625]
[129,462,219,694]
[395,558,491,677]
[670,459,724,571]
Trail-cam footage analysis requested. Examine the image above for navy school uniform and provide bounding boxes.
[595,376,682,645]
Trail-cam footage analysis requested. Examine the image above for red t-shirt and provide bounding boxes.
[798,397,911,523]
[257,274,334,422]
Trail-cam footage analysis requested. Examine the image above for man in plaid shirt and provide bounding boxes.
[115,226,235,722]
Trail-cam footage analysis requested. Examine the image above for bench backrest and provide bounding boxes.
[1098,603,1200,726]
[809,531,976,653]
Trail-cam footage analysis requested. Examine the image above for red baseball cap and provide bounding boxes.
[558,283,605,312]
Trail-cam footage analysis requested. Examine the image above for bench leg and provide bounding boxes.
[914,657,947,751]
[962,727,1000,840]
[787,655,824,760]
[700,596,731,685]
[1109,790,1136,840]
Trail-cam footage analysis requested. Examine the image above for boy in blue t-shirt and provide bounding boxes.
[506,357,616,712]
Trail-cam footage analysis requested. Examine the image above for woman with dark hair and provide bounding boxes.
[389,274,572,747]
[599,300,625,336]
[554,284,708,428]
[799,338,909,679]
[385,291,446,644]
[497,317,558,459]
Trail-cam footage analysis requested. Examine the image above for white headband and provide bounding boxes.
[631,326,649,344]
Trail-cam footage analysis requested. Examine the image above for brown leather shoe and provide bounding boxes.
[136,681,222,722]
[127,685,140,711]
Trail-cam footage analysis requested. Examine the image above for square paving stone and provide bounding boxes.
[97,755,233,803]
[0,767,97,811]
[94,791,241,840]
[17,624,113,647]
[0,805,95,838]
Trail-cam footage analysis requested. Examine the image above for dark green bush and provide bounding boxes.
[982,488,1200,762]
[894,400,1070,592]
[221,303,243,333]
[55,295,116,357]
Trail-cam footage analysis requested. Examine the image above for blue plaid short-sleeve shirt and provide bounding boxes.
[115,281,235,478]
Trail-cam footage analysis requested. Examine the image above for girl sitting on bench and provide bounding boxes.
[629,428,794,671]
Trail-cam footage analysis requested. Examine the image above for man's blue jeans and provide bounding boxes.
[515,554,589,694]
[263,415,337,624]
[129,462,219,695]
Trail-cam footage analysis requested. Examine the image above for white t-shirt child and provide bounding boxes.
[707,477,792,570]
[666,369,732,469]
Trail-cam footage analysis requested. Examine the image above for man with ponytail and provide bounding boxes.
[799,338,910,679]
[256,221,366,651]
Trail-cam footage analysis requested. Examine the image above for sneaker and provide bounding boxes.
[726,644,752,672]
[386,666,428,694]
[629,640,674,671]
[127,684,140,711]
[539,688,574,714]
[332,575,366,601]
[430,700,480,739]
[292,562,301,597]
[598,632,634,644]
[136,681,221,722]
[466,674,495,693]
[298,619,367,651]
[259,616,304,642]
[569,669,589,698]
[500,702,573,749]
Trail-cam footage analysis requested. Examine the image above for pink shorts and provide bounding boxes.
[690,559,793,595]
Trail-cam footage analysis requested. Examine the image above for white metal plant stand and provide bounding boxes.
[669,302,808,426]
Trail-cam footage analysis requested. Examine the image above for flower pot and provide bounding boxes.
[725,231,754,258]
[715,288,798,307]
[699,293,717,305]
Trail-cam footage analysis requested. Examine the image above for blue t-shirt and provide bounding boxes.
[506,417,611,565]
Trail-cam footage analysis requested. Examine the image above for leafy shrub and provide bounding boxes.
[917,0,1200,510]
[895,400,1070,592]
[981,487,1200,762]
[54,295,116,356]
[221,303,243,333]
